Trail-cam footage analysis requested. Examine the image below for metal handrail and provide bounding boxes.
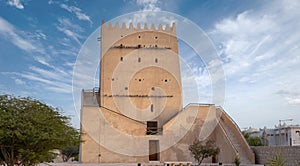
[216,106,255,162]
[218,119,239,155]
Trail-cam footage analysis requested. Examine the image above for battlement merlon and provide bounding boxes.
[101,20,176,34]
[100,20,178,56]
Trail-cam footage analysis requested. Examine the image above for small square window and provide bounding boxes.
[147,121,158,135]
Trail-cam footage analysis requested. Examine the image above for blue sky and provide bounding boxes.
[0,0,299,129]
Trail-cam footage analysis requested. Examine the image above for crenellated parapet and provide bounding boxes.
[100,20,178,56]
[101,20,176,34]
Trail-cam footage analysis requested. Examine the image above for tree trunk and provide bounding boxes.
[199,156,205,166]
[10,145,14,166]
[0,145,10,165]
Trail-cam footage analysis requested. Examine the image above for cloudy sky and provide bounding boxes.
[0,0,299,129]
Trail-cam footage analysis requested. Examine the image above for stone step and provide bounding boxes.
[219,120,252,164]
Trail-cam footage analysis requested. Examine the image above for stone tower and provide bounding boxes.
[99,21,182,130]
[80,21,255,164]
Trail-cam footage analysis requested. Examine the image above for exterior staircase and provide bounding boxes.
[217,107,255,164]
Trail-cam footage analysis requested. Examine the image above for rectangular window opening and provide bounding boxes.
[147,121,159,135]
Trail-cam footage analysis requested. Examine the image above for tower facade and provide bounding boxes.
[80,21,255,164]
[100,21,182,131]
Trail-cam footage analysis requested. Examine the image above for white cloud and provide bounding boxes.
[7,0,24,9]
[116,1,179,32]
[33,56,54,68]
[0,16,75,95]
[31,30,47,40]
[48,0,54,5]
[275,79,300,105]
[0,17,45,54]
[136,0,160,11]
[120,0,168,25]
[58,18,83,31]
[214,11,276,36]
[210,0,300,80]
[21,72,71,93]
[286,97,300,105]
[57,27,82,45]
[14,78,25,85]
[211,11,275,75]
[30,66,68,80]
[3,62,72,94]
[56,18,84,45]
[60,4,92,24]
[209,0,300,127]
[239,76,256,84]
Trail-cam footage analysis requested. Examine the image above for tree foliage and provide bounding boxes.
[189,140,219,165]
[61,145,79,162]
[242,132,264,146]
[0,95,80,166]
[234,155,241,166]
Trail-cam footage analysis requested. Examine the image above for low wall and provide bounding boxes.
[252,146,300,166]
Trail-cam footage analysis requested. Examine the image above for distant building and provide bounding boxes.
[245,124,300,146]
[80,21,255,164]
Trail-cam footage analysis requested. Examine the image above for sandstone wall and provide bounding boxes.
[252,146,300,166]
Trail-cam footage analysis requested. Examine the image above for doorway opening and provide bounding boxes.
[149,140,159,161]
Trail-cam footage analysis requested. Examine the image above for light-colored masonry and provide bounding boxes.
[80,21,255,164]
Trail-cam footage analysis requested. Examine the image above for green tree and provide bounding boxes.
[234,155,241,166]
[242,132,263,146]
[0,95,80,166]
[0,150,4,165]
[189,140,219,165]
[61,145,79,162]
